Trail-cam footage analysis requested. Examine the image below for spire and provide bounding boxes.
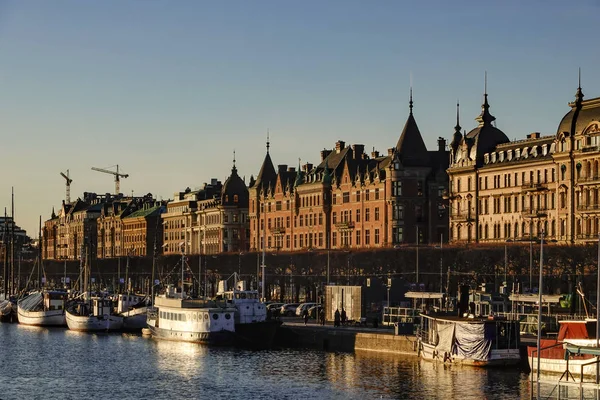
[451,101,463,151]
[231,149,238,175]
[51,207,56,219]
[409,86,413,115]
[395,86,429,166]
[575,67,584,105]
[475,71,496,127]
[266,130,270,154]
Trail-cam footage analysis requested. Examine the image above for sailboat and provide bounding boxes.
[17,216,68,326]
[115,253,150,330]
[65,243,123,332]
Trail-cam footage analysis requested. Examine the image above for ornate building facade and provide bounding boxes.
[248,97,450,252]
[447,83,600,244]
[162,160,250,256]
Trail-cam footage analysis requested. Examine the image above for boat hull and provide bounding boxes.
[420,342,521,367]
[17,307,66,326]
[234,320,280,348]
[528,355,599,377]
[146,323,234,345]
[121,307,149,331]
[66,311,124,332]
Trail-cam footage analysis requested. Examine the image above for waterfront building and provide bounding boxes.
[447,82,600,244]
[121,203,165,257]
[162,159,249,256]
[43,193,161,260]
[248,96,449,251]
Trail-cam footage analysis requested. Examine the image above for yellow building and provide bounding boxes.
[448,83,600,244]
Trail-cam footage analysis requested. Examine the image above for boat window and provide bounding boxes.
[225,314,231,320]
[204,313,209,320]
[212,313,219,320]
[235,293,241,299]
[181,314,186,322]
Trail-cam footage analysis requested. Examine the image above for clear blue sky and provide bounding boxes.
[1,0,599,237]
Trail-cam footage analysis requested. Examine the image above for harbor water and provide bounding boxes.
[0,323,552,399]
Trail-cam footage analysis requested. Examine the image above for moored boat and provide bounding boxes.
[528,319,600,377]
[418,313,521,367]
[17,291,67,326]
[0,297,16,323]
[66,297,124,332]
[217,275,279,348]
[147,285,236,345]
[116,293,149,331]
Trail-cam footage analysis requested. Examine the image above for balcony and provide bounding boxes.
[521,208,548,218]
[581,145,600,153]
[576,234,600,242]
[451,212,474,222]
[577,204,600,213]
[521,181,548,192]
[269,226,286,236]
[577,175,600,185]
[335,221,355,231]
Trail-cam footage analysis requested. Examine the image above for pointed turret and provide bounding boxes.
[395,88,430,166]
[451,101,463,152]
[294,159,304,187]
[254,136,277,191]
[575,67,584,106]
[322,160,332,185]
[51,207,57,219]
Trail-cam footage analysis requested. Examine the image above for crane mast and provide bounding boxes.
[91,165,129,195]
[60,170,73,203]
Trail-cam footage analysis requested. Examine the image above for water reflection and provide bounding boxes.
[152,339,208,378]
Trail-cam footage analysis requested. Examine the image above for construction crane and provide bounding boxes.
[91,165,129,195]
[60,170,73,203]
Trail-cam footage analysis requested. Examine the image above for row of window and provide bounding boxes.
[258,228,382,250]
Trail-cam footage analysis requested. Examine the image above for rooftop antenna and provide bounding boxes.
[578,67,581,89]
[484,70,488,95]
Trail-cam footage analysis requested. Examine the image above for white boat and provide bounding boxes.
[418,313,521,367]
[528,319,600,377]
[66,297,124,332]
[147,285,236,345]
[217,274,279,348]
[17,291,68,326]
[116,293,150,331]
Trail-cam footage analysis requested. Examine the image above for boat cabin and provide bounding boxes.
[116,294,146,313]
[43,291,67,311]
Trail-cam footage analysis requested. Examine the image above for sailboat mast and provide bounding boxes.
[10,187,14,296]
[181,245,185,298]
[2,208,7,299]
[38,216,42,289]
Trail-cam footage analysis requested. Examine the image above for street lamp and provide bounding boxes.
[387,276,392,308]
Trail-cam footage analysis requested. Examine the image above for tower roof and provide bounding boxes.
[395,90,429,166]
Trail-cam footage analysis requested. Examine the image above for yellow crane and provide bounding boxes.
[91,165,129,195]
[60,170,73,203]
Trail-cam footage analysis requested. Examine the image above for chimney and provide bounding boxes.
[527,132,540,139]
[371,150,380,158]
[438,137,446,152]
[352,144,365,160]
[321,149,332,161]
[303,163,313,173]
[335,140,346,153]
[288,167,296,173]
[387,148,394,156]
[278,164,288,173]
[211,178,218,185]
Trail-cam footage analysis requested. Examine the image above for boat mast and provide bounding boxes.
[180,244,185,298]
[10,187,14,296]
[125,250,129,295]
[535,230,544,396]
[597,233,600,383]
[38,216,42,289]
[2,208,7,299]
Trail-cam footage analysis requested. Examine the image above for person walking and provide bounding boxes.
[303,308,309,325]
[334,309,341,327]
[341,308,347,326]
[319,308,325,326]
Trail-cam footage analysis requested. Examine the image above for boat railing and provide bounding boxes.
[382,307,420,326]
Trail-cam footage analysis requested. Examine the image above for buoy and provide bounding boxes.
[141,328,152,336]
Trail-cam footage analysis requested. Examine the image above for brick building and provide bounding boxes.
[248,95,450,252]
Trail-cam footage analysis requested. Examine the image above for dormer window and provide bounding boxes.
[484,154,490,164]
[542,144,548,156]
[491,153,497,163]
[522,147,529,158]
[499,151,505,162]
[394,162,400,170]
[507,150,513,161]
[234,195,239,203]
[515,149,521,158]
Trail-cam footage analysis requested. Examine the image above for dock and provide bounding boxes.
[275,320,418,355]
